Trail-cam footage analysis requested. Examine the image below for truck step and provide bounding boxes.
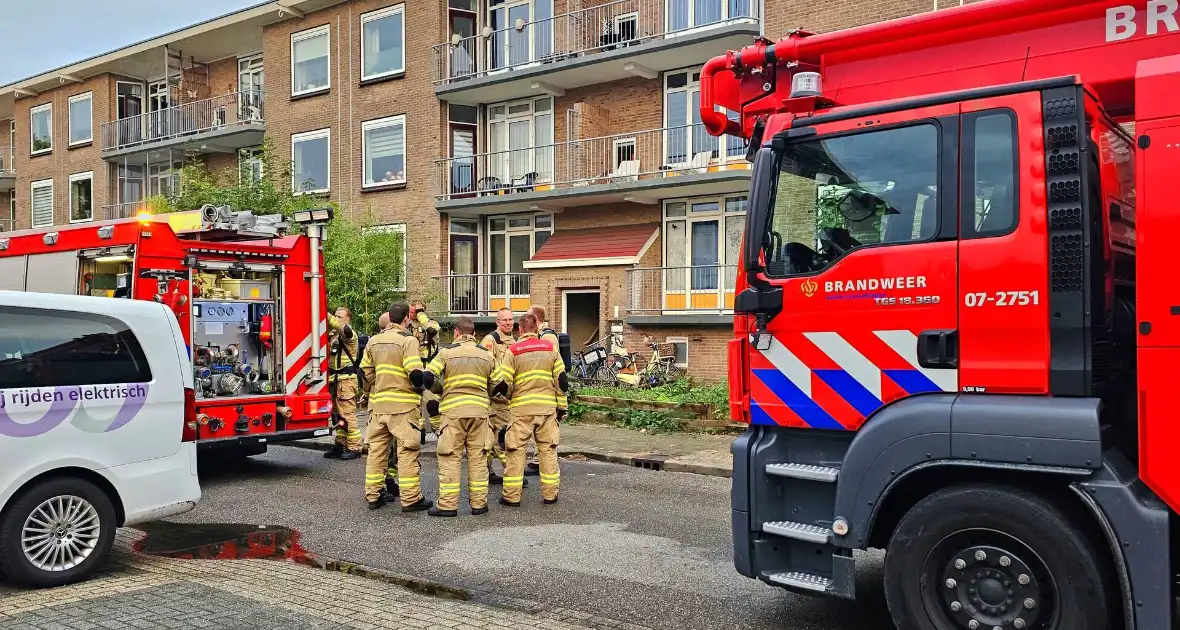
[765,462,840,482]
[765,571,832,593]
[762,520,832,544]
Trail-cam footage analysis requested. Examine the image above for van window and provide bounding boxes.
[0,306,152,388]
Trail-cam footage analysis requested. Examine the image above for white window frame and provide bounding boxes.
[68,171,94,224]
[360,5,406,81]
[68,92,94,147]
[664,0,756,37]
[486,212,551,298]
[291,128,331,194]
[30,179,53,228]
[361,114,407,188]
[486,96,553,186]
[239,147,265,185]
[291,25,331,97]
[661,194,746,312]
[8,120,14,167]
[30,103,52,156]
[238,53,264,93]
[666,336,689,368]
[662,69,744,169]
[8,193,15,228]
[361,223,408,292]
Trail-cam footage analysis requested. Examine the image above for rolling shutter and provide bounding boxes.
[0,256,27,291]
[25,251,79,295]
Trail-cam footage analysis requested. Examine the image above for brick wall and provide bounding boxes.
[13,74,112,229]
[529,264,628,340]
[263,0,445,297]
[622,323,731,382]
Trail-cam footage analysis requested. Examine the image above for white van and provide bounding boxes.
[0,291,200,587]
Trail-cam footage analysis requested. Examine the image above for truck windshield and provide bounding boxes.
[764,123,939,277]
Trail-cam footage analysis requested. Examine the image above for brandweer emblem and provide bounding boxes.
[800,279,818,298]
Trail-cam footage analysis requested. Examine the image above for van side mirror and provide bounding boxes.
[743,147,778,276]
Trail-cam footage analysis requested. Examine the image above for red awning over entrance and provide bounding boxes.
[524,223,659,269]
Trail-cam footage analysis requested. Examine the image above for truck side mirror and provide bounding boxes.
[743,147,778,276]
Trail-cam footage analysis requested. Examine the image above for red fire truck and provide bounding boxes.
[703,0,1180,628]
[0,206,334,455]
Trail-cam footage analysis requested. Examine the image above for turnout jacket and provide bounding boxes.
[427,335,497,418]
[359,324,424,414]
[494,333,568,414]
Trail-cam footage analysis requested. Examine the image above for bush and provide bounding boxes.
[568,380,730,433]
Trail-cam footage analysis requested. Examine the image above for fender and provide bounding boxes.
[830,394,1103,548]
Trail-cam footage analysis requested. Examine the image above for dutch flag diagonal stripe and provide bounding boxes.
[872,330,959,393]
[753,335,811,396]
[803,332,883,401]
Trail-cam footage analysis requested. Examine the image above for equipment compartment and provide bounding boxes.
[192,269,281,400]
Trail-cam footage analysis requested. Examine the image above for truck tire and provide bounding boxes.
[0,477,117,588]
[883,484,1111,630]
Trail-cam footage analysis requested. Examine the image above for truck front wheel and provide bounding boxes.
[883,484,1112,630]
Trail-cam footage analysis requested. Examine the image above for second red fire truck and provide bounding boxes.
[703,0,1180,628]
[0,205,334,455]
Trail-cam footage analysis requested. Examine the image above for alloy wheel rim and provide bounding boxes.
[21,495,101,572]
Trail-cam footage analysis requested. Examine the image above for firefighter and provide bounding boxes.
[409,300,442,440]
[378,311,391,332]
[480,308,518,485]
[524,304,561,475]
[325,307,362,460]
[358,301,433,512]
[493,312,568,506]
[425,316,496,517]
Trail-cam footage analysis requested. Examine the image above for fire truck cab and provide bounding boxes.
[0,206,333,455]
[703,0,1180,628]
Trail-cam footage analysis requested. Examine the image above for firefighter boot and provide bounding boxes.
[535,411,561,503]
[324,442,344,459]
[368,489,390,510]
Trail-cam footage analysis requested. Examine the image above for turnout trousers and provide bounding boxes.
[436,414,492,510]
[330,377,363,452]
[364,410,424,506]
[502,411,560,503]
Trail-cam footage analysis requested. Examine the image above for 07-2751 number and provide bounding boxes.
[964,290,1040,308]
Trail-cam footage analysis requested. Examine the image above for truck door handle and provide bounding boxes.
[917,329,958,369]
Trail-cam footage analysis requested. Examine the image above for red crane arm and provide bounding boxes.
[702,0,1180,138]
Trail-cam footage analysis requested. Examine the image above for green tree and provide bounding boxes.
[323,211,407,334]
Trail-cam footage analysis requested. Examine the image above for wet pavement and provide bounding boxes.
[158,445,896,630]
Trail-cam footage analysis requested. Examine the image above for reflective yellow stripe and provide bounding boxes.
[375,364,408,376]
[440,395,490,412]
[509,394,559,408]
[445,374,488,388]
[359,353,373,368]
[513,369,551,382]
[468,482,489,489]
[556,396,568,406]
[496,365,516,377]
[541,478,560,485]
[427,358,444,375]
[503,481,524,488]
[540,473,560,481]
[403,356,424,371]
[399,477,420,487]
[365,474,385,481]
[369,391,422,403]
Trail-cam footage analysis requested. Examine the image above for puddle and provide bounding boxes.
[131,522,321,567]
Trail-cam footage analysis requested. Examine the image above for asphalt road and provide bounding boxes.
[171,446,895,630]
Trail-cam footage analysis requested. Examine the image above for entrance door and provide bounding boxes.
[116,82,143,146]
[563,290,601,351]
[749,104,960,431]
[147,81,171,141]
[450,227,479,313]
[238,55,264,120]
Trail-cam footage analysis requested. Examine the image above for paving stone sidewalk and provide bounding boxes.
[296,412,736,477]
[0,529,642,630]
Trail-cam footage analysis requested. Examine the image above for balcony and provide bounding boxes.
[625,264,737,324]
[0,218,13,233]
[433,0,761,104]
[0,147,14,192]
[433,273,532,315]
[99,202,146,221]
[436,123,751,214]
[100,89,265,160]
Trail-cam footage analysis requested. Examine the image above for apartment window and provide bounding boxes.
[30,104,52,155]
[148,163,181,198]
[238,54,264,116]
[8,121,14,167]
[68,92,93,146]
[292,25,330,96]
[362,223,408,291]
[31,179,53,228]
[361,5,405,81]
[666,0,754,33]
[487,213,550,298]
[0,306,152,389]
[664,70,742,167]
[449,104,478,195]
[118,164,145,205]
[487,97,553,187]
[362,115,406,187]
[69,172,93,223]
[292,129,330,193]
[239,148,265,184]
[666,336,689,368]
[662,196,746,309]
[488,0,553,70]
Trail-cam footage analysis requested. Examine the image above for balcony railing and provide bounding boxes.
[100,89,265,153]
[434,273,531,315]
[0,218,14,233]
[433,0,760,85]
[437,123,748,200]
[626,264,738,315]
[0,147,14,174]
[99,202,144,221]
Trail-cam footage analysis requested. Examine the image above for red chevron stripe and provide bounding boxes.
[809,372,862,430]
[749,370,809,428]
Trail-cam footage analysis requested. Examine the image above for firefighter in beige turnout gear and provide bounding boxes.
[480,308,516,484]
[493,312,568,506]
[425,317,496,516]
[525,305,559,475]
[326,307,362,460]
[359,302,433,512]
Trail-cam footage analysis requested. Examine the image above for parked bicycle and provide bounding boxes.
[606,335,684,388]
[568,339,614,384]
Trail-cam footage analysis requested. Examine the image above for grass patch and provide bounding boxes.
[568,380,730,433]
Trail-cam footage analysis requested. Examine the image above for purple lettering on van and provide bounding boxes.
[0,384,151,438]
[0,391,78,438]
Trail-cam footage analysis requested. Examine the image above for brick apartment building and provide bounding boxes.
[0,0,979,382]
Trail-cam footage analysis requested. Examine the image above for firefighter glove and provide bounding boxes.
[426,399,440,418]
[497,425,507,448]
[557,408,567,422]
[558,372,569,393]
[409,369,425,390]
[491,381,509,398]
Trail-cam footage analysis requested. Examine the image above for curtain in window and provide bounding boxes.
[666,91,688,165]
[363,13,403,77]
[365,123,405,185]
[32,185,52,227]
[665,220,687,292]
[691,221,719,290]
[534,112,552,181]
[692,90,718,160]
[294,35,329,92]
[534,0,552,59]
[695,0,722,25]
[451,129,475,194]
[668,0,689,31]
[729,0,752,18]
[509,120,531,181]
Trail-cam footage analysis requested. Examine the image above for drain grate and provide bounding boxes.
[632,454,668,471]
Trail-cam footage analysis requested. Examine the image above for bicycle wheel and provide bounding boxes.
[593,363,617,386]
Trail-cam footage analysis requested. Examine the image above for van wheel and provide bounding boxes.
[883,484,1111,630]
[0,477,117,588]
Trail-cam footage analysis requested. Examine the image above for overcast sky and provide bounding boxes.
[0,0,260,84]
